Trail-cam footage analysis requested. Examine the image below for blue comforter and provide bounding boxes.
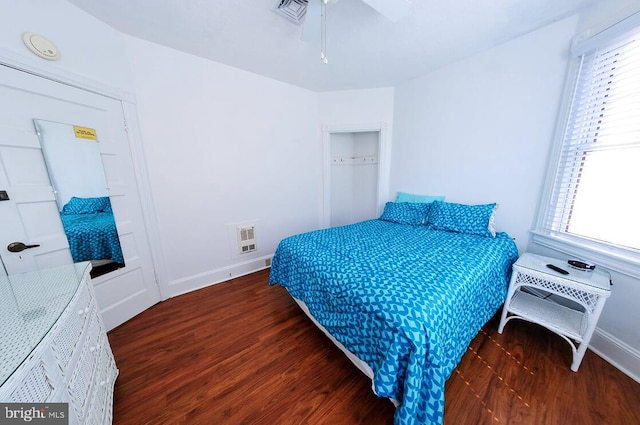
[269,219,518,425]
[60,212,124,265]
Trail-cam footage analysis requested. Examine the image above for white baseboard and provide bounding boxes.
[589,327,640,384]
[167,254,272,298]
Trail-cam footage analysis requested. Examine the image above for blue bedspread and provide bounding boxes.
[269,219,518,425]
[60,212,124,265]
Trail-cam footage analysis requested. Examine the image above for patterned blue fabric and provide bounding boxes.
[395,192,445,204]
[61,196,111,215]
[60,212,124,264]
[426,201,497,238]
[380,202,430,226]
[269,220,518,425]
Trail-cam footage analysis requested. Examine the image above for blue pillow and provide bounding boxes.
[395,191,445,204]
[425,201,497,237]
[61,196,111,215]
[380,202,430,226]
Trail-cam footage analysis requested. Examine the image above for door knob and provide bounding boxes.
[7,242,40,253]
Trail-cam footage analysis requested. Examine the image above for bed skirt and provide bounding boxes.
[291,294,400,407]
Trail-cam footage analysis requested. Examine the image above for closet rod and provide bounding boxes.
[331,155,378,165]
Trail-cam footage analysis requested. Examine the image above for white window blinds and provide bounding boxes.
[543,24,640,251]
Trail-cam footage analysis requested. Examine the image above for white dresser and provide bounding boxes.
[0,262,118,424]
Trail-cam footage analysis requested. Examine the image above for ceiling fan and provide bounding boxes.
[274,0,412,62]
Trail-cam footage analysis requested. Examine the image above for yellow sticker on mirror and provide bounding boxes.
[73,126,97,140]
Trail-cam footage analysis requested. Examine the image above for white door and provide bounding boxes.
[0,64,161,330]
[0,124,72,274]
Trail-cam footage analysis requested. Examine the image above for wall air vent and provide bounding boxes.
[273,0,309,25]
[237,225,257,254]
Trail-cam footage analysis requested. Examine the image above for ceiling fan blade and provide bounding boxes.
[360,0,411,22]
[301,0,322,42]
[300,0,409,43]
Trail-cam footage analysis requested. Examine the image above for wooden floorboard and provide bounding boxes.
[108,269,640,424]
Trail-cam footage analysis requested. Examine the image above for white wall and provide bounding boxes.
[0,0,133,93]
[576,0,640,35]
[319,88,395,126]
[529,1,640,382]
[125,42,397,297]
[392,12,640,382]
[125,37,322,296]
[391,16,578,253]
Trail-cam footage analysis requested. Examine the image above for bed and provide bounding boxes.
[60,196,124,265]
[269,200,519,425]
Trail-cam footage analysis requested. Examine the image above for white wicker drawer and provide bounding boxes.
[3,359,55,403]
[86,339,118,425]
[68,311,102,424]
[51,283,95,374]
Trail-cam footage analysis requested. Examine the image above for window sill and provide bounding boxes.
[530,230,640,280]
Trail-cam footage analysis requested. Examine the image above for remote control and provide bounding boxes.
[546,264,569,275]
[568,259,595,270]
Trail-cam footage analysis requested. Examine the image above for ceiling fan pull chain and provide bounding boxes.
[321,0,328,64]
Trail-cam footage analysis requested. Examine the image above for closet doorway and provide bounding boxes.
[322,124,390,228]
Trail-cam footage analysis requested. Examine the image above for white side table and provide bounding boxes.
[498,252,612,371]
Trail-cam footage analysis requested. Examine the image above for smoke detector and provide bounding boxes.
[22,32,59,61]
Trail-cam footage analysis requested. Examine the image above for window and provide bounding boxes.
[534,16,640,276]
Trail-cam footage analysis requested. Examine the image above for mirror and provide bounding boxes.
[34,119,125,278]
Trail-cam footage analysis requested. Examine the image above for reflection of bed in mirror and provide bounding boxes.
[59,196,124,266]
[34,119,126,278]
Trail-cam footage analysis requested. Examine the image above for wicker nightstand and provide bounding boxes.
[498,252,612,372]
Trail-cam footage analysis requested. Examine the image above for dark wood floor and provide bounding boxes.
[107,269,640,424]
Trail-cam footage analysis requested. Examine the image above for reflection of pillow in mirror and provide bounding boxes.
[61,196,111,215]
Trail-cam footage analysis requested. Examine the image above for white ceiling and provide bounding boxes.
[66,0,598,92]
